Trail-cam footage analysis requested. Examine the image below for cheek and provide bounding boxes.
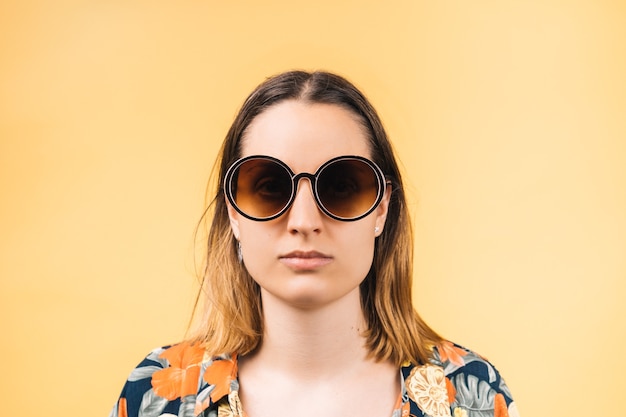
[336,226,377,277]
[237,226,276,278]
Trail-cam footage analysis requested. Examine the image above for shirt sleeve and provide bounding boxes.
[437,342,520,417]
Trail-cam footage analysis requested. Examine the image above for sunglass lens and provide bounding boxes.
[317,159,380,219]
[232,159,292,219]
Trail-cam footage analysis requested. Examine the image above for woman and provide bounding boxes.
[109,71,519,417]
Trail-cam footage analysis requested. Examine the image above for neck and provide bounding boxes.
[243,288,374,379]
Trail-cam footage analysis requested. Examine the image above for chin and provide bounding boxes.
[265,283,360,311]
[275,290,333,310]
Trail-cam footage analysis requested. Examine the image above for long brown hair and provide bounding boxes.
[188,70,442,365]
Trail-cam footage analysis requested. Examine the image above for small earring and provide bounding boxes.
[374,226,380,235]
[237,241,243,264]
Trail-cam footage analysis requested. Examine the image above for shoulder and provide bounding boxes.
[109,342,236,417]
[435,341,519,417]
[402,341,520,417]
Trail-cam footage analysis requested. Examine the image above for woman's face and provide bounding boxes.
[227,100,390,310]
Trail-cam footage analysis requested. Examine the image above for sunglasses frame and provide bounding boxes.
[224,154,387,222]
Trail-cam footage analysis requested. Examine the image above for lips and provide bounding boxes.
[279,250,333,271]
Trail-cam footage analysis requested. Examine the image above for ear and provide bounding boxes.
[226,199,241,240]
[374,182,392,237]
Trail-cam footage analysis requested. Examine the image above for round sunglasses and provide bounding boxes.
[224,155,387,221]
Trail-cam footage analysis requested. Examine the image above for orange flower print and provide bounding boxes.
[445,376,456,405]
[405,364,452,417]
[401,401,411,416]
[494,393,510,417]
[437,341,468,367]
[151,342,206,400]
[204,354,239,403]
[117,397,128,417]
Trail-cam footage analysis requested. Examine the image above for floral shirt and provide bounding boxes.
[109,341,519,417]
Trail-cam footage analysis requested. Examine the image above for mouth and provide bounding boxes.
[279,250,333,271]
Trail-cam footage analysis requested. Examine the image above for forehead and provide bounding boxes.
[240,100,372,171]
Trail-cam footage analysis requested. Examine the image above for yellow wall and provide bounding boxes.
[1,1,624,415]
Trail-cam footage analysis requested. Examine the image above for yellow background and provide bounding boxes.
[1,1,625,416]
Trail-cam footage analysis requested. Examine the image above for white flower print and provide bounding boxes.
[405,364,452,417]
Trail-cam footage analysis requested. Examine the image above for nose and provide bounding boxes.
[286,178,323,234]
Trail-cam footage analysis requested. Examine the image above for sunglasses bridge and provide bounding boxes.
[291,171,321,194]
[264,171,340,219]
